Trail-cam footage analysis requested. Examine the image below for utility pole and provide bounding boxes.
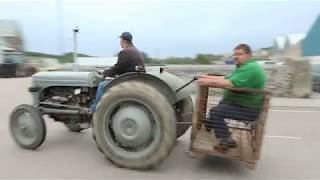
[73,26,79,71]
[56,0,65,55]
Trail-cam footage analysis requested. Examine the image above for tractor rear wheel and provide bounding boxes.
[93,81,176,170]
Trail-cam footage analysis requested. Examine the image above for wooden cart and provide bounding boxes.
[190,84,271,169]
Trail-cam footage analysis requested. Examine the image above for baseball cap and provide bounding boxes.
[119,32,133,41]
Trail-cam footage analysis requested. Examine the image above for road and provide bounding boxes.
[0,77,319,179]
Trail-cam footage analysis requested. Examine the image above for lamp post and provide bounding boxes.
[73,26,79,71]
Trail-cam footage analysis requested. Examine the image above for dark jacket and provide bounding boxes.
[104,45,145,77]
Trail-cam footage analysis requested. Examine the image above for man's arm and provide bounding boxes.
[103,51,129,77]
[198,75,233,87]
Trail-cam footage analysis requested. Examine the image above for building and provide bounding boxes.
[302,15,320,63]
[271,33,306,59]
[283,33,306,58]
[272,36,286,56]
[0,20,23,52]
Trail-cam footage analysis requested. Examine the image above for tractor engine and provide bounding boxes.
[39,86,96,123]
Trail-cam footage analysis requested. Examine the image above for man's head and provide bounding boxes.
[119,32,133,48]
[232,44,252,65]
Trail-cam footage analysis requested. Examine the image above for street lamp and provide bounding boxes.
[73,26,79,71]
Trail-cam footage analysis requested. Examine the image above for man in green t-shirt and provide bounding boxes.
[198,44,266,151]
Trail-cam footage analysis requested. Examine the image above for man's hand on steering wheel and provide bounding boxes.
[94,67,110,75]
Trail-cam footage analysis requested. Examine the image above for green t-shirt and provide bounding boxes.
[224,59,266,109]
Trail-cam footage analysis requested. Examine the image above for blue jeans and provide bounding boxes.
[90,80,111,112]
[205,101,261,139]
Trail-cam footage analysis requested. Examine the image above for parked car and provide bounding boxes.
[0,51,37,77]
[225,59,234,65]
[257,60,285,66]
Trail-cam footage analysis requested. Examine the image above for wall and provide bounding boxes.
[162,61,312,98]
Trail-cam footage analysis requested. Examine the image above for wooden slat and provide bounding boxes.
[191,126,257,161]
[196,86,208,129]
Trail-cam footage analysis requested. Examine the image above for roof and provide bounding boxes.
[303,15,320,56]
[0,20,21,37]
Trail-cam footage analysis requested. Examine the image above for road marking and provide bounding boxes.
[265,135,302,140]
[270,109,320,113]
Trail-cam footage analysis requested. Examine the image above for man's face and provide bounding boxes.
[232,49,251,65]
[120,38,125,48]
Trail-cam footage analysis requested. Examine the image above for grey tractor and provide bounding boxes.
[9,68,194,170]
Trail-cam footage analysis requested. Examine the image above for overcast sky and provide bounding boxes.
[0,0,319,58]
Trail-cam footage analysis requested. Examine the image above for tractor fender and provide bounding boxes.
[105,72,191,105]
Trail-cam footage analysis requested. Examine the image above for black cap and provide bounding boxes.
[119,32,133,42]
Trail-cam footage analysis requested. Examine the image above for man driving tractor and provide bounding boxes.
[89,32,145,113]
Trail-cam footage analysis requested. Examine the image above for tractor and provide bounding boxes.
[9,68,194,169]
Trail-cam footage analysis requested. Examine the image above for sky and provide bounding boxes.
[0,0,320,58]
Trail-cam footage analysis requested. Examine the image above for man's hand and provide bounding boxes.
[94,67,105,75]
[198,77,216,86]
[97,69,105,75]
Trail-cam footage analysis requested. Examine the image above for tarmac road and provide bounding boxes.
[0,77,319,179]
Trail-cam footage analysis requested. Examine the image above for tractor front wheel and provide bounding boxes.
[9,104,46,149]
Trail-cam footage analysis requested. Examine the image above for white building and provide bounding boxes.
[272,36,286,55]
[0,20,23,52]
[283,33,306,58]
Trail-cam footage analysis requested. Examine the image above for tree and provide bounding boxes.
[195,54,212,64]
[141,52,152,64]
